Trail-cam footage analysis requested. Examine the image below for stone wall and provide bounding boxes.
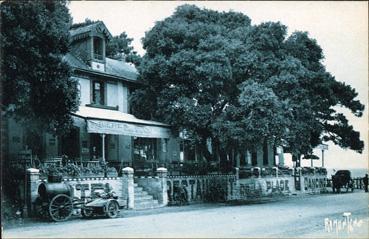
[167,174,237,203]
[230,176,296,201]
[301,175,328,193]
[25,167,135,217]
[25,166,329,217]
[230,167,328,201]
[61,177,126,206]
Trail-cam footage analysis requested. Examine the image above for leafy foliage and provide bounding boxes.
[131,4,364,163]
[1,0,79,134]
[106,32,142,65]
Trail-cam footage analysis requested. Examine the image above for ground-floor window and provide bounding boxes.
[90,133,103,160]
[133,137,158,175]
[133,138,157,161]
[180,141,196,162]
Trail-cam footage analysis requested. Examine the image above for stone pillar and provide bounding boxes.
[298,167,305,193]
[234,167,239,180]
[26,168,40,217]
[156,167,168,206]
[122,167,134,209]
[232,167,240,200]
[272,166,278,178]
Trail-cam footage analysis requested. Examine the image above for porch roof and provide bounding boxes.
[72,106,171,138]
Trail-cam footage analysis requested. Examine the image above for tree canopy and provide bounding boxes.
[130,5,365,163]
[106,32,141,66]
[1,0,79,134]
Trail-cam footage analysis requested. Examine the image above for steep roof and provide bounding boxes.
[105,58,138,81]
[70,21,112,41]
[63,53,138,81]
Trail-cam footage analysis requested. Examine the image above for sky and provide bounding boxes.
[68,1,368,170]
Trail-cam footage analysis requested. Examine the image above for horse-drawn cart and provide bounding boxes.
[331,170,354,193]
[34,182,120,222]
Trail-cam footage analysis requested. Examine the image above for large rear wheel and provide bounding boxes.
[49,194,73,222]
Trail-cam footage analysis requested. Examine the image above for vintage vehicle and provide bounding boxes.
[34,182,120,222]
[331,170,354,193]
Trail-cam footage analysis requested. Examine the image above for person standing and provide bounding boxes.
[363,174,368,192]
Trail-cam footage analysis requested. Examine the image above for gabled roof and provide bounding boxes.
[70,21,112,41]
[63,53,138,82]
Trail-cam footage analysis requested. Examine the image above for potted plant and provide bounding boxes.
[63,164,81,178]
[106,167,118,177]
[90,164,104,177]
[47,165,63,183]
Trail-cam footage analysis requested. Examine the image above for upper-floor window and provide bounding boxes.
[93,37,103,60]
[92,80,105,105]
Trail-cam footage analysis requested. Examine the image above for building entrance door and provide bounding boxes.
[132,138,158,175]
[90,133,108,161]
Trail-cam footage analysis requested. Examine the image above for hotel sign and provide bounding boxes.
[87,119,171,138]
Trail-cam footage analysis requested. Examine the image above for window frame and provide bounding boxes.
[91,80,105,106]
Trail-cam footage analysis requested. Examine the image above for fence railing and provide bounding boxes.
[326,177,365,189]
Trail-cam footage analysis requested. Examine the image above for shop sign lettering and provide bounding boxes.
[87,119,170,138]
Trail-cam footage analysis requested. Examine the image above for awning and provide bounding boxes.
[72,106,171,138]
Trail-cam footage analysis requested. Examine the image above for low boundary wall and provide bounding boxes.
[166,174,237,203]
[25,167,135,217]
[25,166,331,217]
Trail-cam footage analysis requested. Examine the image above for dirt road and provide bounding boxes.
[2,191,368,238]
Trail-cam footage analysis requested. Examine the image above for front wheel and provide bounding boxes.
[105,200,119,218]
[81,207,93,218]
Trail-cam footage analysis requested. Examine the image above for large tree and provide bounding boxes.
[106,32,141,66]
[1,0,79,133]
[131,5,364,165]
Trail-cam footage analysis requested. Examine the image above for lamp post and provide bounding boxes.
[318,144,328,168]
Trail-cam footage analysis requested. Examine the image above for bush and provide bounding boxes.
[62,164,81,177]
[204,179,227,202]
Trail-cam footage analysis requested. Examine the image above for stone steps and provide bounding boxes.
[134,185,161,210]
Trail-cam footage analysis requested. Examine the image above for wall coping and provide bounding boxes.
[167,174,235,179]
[38,177,121,182]
[134,176,159,179]
[157,167,168,173]
[27,168,40,173]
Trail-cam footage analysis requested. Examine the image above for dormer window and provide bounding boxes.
[93,37,104,60]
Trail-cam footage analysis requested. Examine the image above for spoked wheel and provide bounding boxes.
[49,194,73,222]
[81,207,94,218]
[105,200,119,218]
